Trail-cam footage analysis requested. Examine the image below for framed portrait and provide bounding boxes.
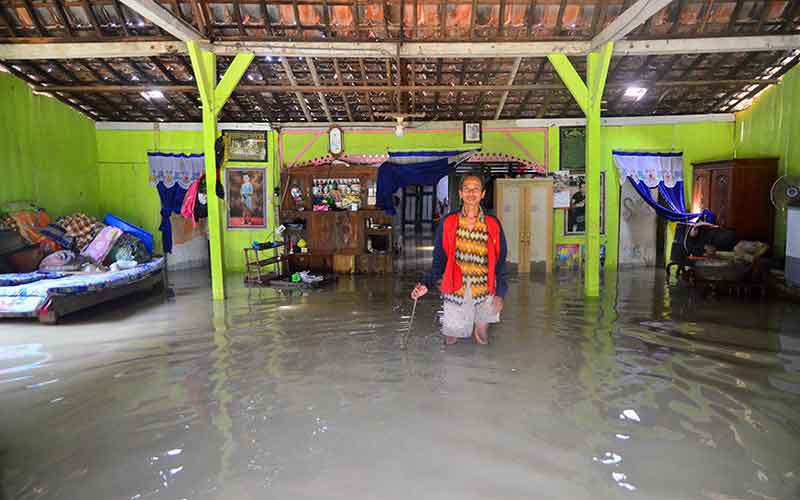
[564,172,605,235]
[226,167,267,229]
[463,121,482,143]
[223,131,268,163]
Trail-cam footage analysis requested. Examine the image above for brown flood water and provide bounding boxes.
[1,259,799,499]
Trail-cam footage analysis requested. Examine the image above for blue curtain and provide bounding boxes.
[377,158,453,215]
[156,183,188,254]
[627,177,714,223]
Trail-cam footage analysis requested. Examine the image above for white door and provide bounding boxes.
[497,182,521,264]
[618,181,657,267]
[527,183,551,269]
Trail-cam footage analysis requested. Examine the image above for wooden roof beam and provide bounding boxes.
[281,57,313,122]
[4,36,800,61]
[494,57,522,120]
[33,79,780,94]
[118,0,204,41]
[306,56,333,122]
[332,58,354,121]
[592,0,675,49]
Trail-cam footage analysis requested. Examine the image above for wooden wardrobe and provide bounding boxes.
[691,158,778,247]
[494,178,553,273]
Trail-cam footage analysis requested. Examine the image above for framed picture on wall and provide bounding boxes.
[463,121,482,143]
[564,172,605,235]
[223,130,268,162]
[226,167,267,229]
[560,126,585,171]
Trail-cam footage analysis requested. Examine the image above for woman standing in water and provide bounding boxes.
[411,175,508,345]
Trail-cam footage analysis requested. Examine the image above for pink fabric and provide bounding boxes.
[80,226,123,264]
[181,175,203,226]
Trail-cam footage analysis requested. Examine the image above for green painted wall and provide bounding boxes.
[734,64,800,257]
[0,72,98,216]
[96,128,279,272]
[549,121,735,270]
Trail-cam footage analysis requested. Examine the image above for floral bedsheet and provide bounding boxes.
[0,257,164,316]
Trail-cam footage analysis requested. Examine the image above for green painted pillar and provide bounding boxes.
[187,41,254,301]
[548,43,613,297]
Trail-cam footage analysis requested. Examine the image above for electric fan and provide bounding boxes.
[771,175,800,286]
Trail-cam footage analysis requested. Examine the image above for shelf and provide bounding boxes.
[246,255,289,268]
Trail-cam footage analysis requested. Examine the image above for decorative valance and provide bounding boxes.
[612,151,684,188]
[148,152,205,189]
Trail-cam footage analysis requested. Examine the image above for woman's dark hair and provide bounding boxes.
[459,174,485,190]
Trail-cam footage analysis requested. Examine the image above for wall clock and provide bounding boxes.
[328,125,344,156]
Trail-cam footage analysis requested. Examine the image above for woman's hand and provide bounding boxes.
[411,283,428,300]
[493,296,504,315]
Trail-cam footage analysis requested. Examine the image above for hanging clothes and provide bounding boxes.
[612,151,714,223]
[148,152,205,253]
[181,174,208,226]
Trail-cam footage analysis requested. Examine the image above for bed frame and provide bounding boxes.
[36,264,168,324]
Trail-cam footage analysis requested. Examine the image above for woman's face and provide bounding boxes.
[243,174,250,182]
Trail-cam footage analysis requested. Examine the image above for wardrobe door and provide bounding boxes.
[525,181,553,273]
[692,170,711,214]
[710,168,733,227]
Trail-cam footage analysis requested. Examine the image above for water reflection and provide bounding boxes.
[0,267,797,499]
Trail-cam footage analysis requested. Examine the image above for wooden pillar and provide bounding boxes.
[187,41,254,300]
[548,42,612,297]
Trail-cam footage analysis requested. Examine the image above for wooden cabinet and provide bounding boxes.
[280,164,392,274]
[691,158,777,246]
[494,178,553,273]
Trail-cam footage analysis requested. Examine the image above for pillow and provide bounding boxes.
[80,226,123,264]
[39,250,87,271]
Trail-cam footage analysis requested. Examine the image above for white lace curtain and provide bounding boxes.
[612,151,684,188]
[148,152,205,189]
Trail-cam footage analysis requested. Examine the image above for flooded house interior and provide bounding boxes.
[1,0,800,498]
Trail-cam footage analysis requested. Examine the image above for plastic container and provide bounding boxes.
[104,213,154,254]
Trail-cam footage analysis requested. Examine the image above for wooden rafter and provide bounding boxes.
[591,0,675,49]
[332,58,354,121]
[281,57,312,121]
[554,0,568,35]
[22,0,46,36]
[306,56,333,121]
[118,0,203,40]
[494,57,522,119]
[358,58,375,121]
[82,0,105,37]
[231,0,248,36]
[52,0,76,39]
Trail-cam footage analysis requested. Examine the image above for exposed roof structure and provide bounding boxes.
[0,0,798,122]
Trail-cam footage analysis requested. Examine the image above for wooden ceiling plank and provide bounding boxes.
[188,0,208,36]
[554,0,567,35]
[470,0,479,38]
[536,90,556,118]
[591,0,607,36]
[498,0,507,38]
[0,6,19,37]
[782,0,800,31]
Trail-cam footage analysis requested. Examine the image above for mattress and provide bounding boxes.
[0,257,164,316]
